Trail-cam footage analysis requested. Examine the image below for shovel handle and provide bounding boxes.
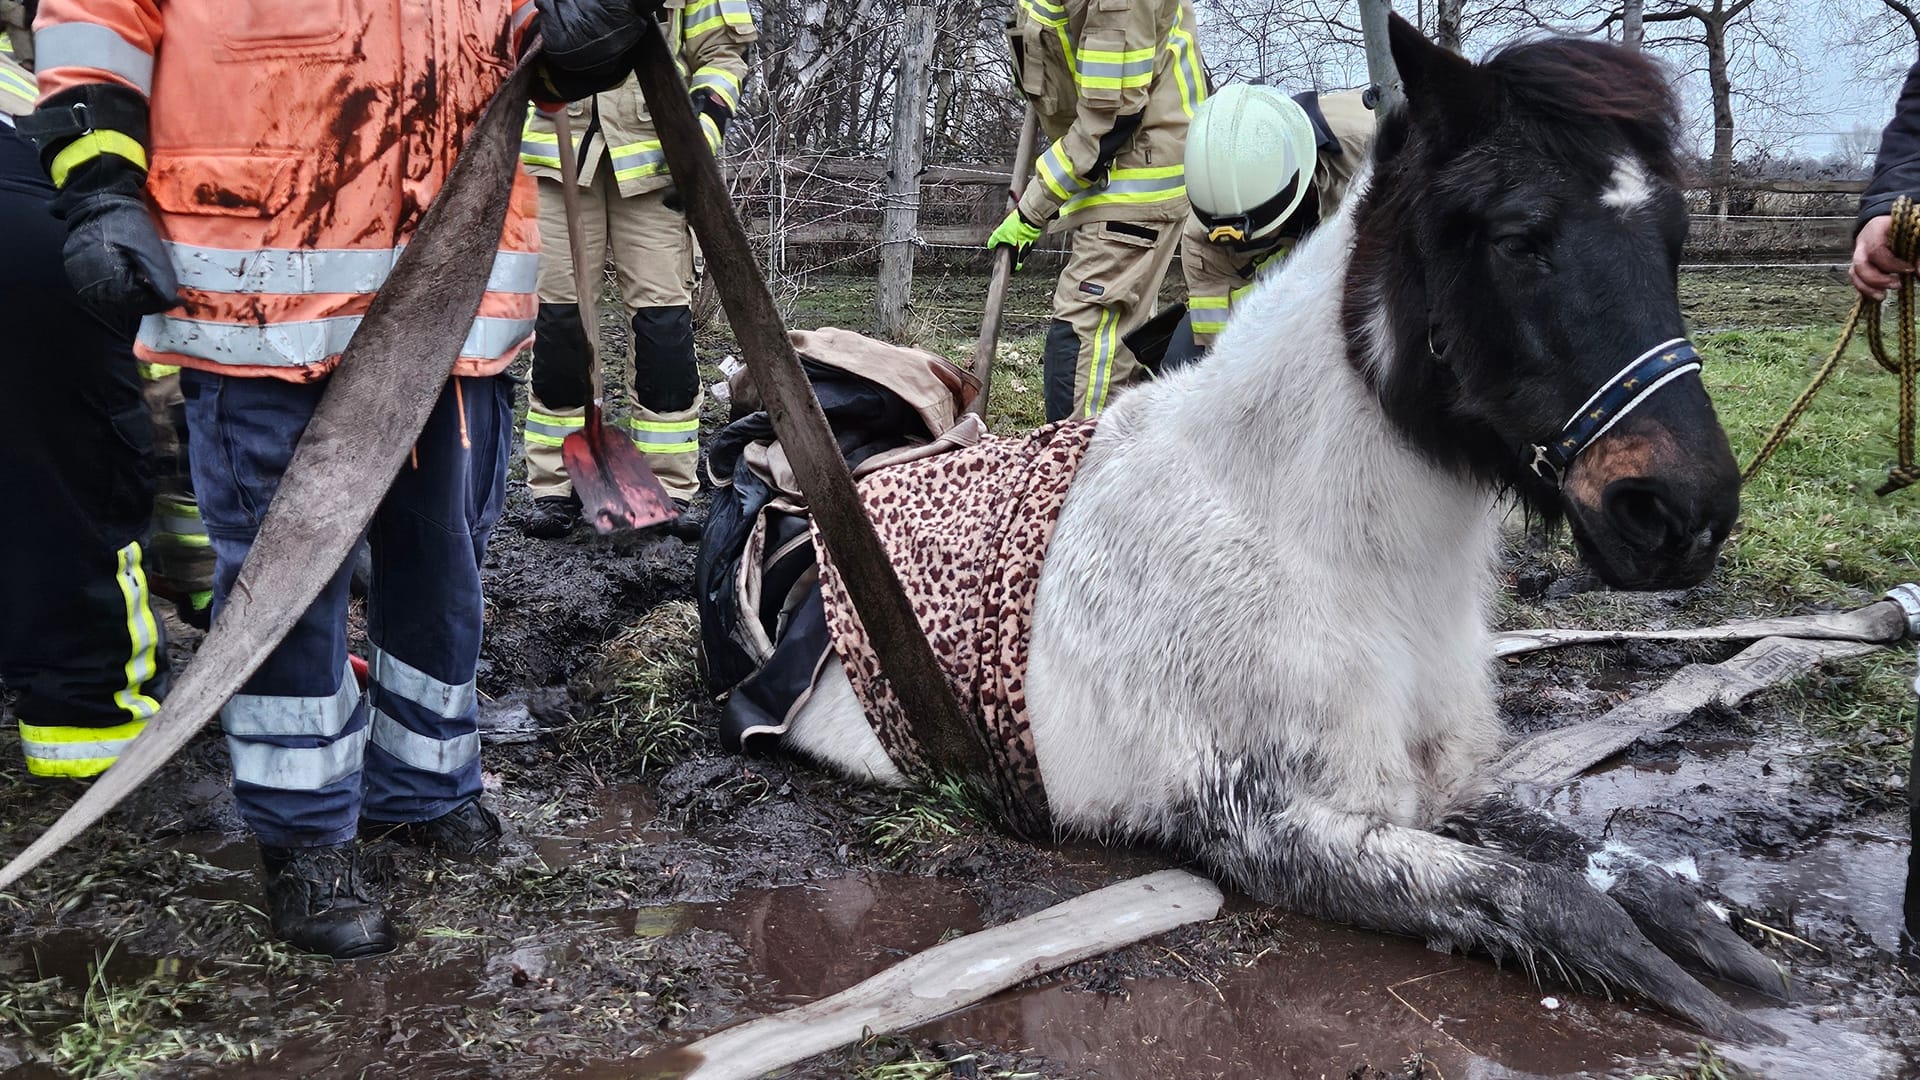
[966,105,1040,416]
[552,106,604,404]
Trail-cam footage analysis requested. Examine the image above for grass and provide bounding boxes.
[1631,1041,1744,1080]
[842,1033,1042,1080]
[861,776,998,866]
[564,600,707,775]
[0,944,248,1078]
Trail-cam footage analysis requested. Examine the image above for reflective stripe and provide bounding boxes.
[166,242,538,297]
[1061,166,1185,217]
[1076,47,1155,92]
[370,710,479,775]
[139,314,534,367]
[223,666,361,739]
[136,361,181,380]
[701,113,722,153]
[1167,16,1205,118]
[683,0,753,37]
[521,118,561,169]
[1019,0,1068,28]
[35,21,154,95]
[510,1,536,34]
[370,648,475,719]
[626,417,699,453]
[1084,306,1118,418]
[1036,141,1089,203]
[610,140,667,181]
[689,67,741,111]
[0,65,34,109]
[0,35,11,54]
[49,129,146,188]
[18,718,146,770]
[1189,294,1230,337]
[524,411,584,447]
[110,543,162,723]
[228,726,368,791]
[187,590,213,611]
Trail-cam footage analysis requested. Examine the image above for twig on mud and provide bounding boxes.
[1158,946,1226,1005]
[1740,916,1823,953]
[1385,971,1477,1060]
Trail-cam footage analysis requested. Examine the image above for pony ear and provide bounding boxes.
[1387,13,1485,131]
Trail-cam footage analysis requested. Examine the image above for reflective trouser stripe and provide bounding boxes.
[368,647,479,775]
[1189,294,1230,337]
[523,409,584,448]
[139,314,534,369]
[35,21,154,95]
[221,664,365,791]
[626,417,699,453]
[110,542,162,723]
[1085,306,1118,418]
[164,242,539,297]
[155,495,209,547]
[19,717,146,778]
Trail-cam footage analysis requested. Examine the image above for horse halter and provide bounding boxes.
[1528,338,1702,485]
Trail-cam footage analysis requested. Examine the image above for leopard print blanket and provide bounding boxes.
[813,419,1098,831]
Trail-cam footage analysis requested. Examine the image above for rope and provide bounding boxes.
[1743,196,1920,496]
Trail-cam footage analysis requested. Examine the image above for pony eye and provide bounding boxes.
[1494,234,1534,259]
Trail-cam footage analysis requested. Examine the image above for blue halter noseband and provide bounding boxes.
[1528,337,1702,485]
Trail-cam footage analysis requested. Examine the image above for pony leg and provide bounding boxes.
[1189,799,1778,1043]
[1442,795,1786,1000]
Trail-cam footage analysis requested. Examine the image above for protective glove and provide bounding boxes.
[988,208,1043,271]
[535,0,664,75]
[18,85,179,318]
[690,88,729,152]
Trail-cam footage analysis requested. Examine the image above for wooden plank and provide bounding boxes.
[1495,635,1885,789]
[632,870,1223,1080]
[1492,599,1909,658]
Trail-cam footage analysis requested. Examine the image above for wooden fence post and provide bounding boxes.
[876,0,938,340]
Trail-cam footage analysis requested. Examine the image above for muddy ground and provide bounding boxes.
[2,268,1917,1080]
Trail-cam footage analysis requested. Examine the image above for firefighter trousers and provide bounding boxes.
[0,123,168,778]
[524,166,702,502]
[183,369,511,847]
[139,366,215,623]
[1042,217,1183,423]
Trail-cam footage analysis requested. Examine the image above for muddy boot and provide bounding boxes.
[260,842,396,959]
[664,497,706,542]
[369,796,504,859]
[520,494,580,539]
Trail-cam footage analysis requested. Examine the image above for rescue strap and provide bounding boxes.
[1744,195,1920,496]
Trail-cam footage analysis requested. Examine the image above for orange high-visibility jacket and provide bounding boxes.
[34,0,541,382]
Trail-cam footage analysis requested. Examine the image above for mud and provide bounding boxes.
[3,339,1919,1078]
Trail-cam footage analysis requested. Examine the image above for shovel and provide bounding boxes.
[965,105,1039,417]
[549,108,680,533]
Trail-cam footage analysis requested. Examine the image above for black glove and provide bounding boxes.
[535,0,663,74]
[690,87,731,139]
[18,85,179,318]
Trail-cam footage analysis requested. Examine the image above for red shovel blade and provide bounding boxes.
[561,403,681,534]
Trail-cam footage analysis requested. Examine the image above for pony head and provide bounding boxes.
[1346,17,1740,590]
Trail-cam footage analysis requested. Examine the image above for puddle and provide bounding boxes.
[1704,817,1909,953]
[928,911,1694,1080]
[529,782,674,867]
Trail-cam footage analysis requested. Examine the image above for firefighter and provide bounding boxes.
[518,0,755,538]
[21,0,660,958]
[990,0,1210,424]
[1170,83,1376,364]
[0,19,168,785]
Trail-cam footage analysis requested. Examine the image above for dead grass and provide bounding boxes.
[565,600,708,775]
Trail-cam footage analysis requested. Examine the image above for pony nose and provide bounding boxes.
[1601,477,1694,553]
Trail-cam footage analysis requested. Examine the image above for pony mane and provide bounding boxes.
[1481,38,1681,182]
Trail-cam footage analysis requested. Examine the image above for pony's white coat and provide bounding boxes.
[788,172,1504,845]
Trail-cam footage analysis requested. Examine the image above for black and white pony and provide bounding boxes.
[785,20,1771,1039]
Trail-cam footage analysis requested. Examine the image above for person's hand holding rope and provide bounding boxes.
[1854,213,1916,302]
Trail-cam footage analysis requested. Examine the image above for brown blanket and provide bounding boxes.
[813,420,1098,826]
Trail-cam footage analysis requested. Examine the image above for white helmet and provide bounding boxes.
[1185,84,1319,245]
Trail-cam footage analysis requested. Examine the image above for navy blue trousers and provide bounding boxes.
[183,370,510,847]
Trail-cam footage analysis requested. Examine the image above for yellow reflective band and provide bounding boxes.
[690,67,742,111]
[625,418,700,433]
[137,361,181,380]
[161,532,212,548]
[527,411,586,427]
[1019,0,1068,28]
[1060,165,1185,217]
[189,590,213,611]
[0,65,34,108]
[19,716,149,745]
[1189,295,1230,311]
[523,431,566,448]
[110,542,162,723]
[1230,282,1259,303]
[683,0,753,38]
[1085,306,1118,417]
[49,130,148,189]
[1075,45,1156,92]
[1190,320,1229,335]
[21,715,147,778]
[1168,18,1205,118]
[24,754,121,779]
[0,35,12,54]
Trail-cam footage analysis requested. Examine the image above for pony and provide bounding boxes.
[780,18,1772,1040]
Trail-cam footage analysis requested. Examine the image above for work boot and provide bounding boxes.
[259,842,396,959]
[664,497,706,542]
[520,494,580,539]
[366,796,504,859]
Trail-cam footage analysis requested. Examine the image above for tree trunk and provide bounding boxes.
[1621,0,1644,48]
[1359,0,1405,112]
[1704,16,1735,218]
[876,0,937,340]
[1434,0,1465,54]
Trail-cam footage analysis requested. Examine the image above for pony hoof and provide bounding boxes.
[1611,864,1789,1001]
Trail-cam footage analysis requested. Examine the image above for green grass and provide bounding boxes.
[0,944,249,1078]
[564,600,706,775]
[1631,1041,1744,1080]
[861,776,997,866]
[842,1033,1041,1080]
